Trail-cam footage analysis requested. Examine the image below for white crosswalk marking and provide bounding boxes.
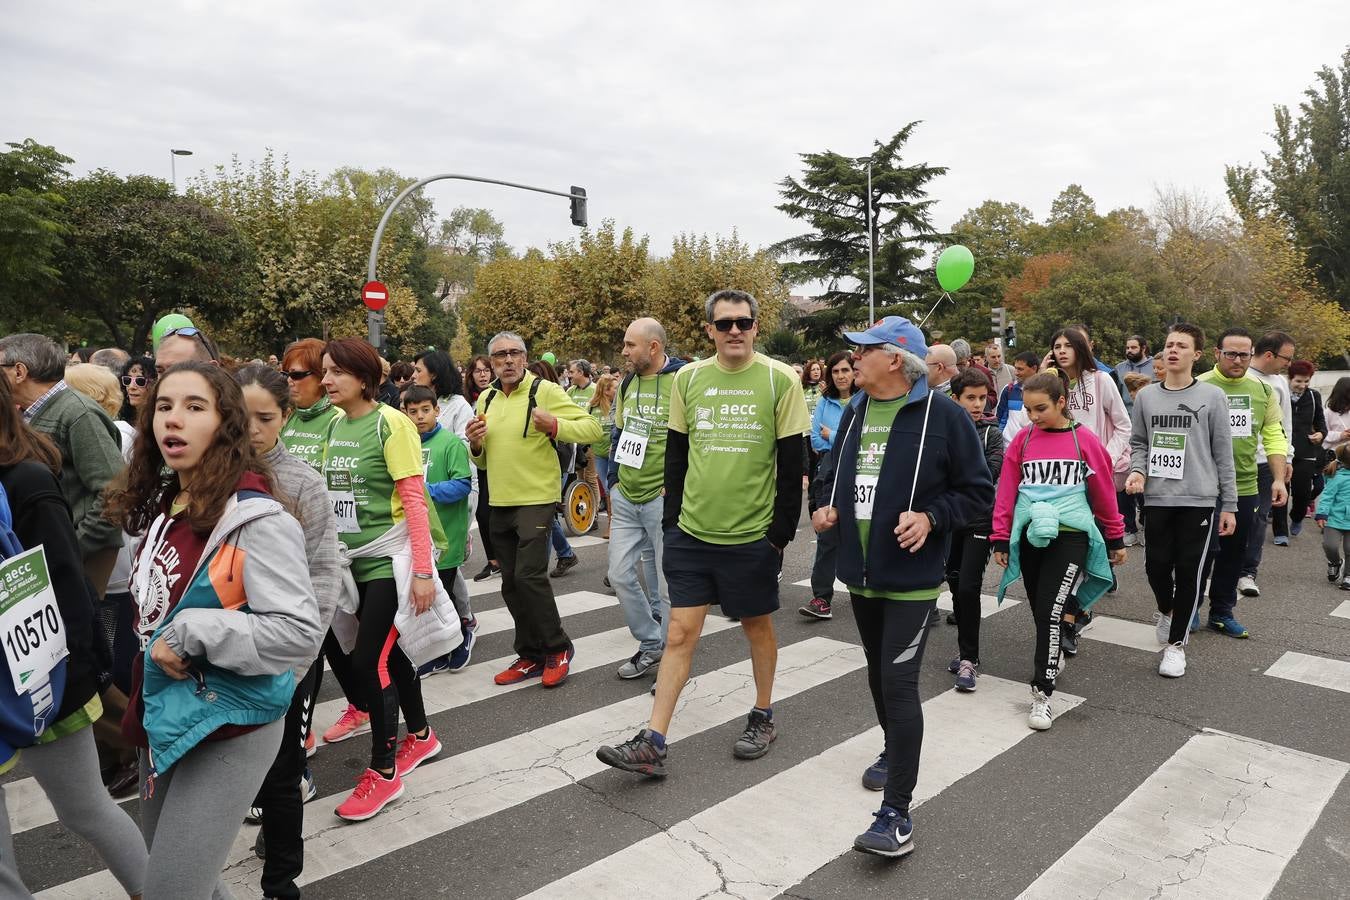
[1264,650,1350,694]
[1077,614,1159,652]
[33,637,867,898]
[1016,729,1348,899]
[790,580,1020,617]
[520,676,1086,899]
[1331,600,1350,619]
[7,590,626,838]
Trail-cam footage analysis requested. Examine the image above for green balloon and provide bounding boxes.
[935,245,975,292]
[152,313,195,350]
[541,351,557,365]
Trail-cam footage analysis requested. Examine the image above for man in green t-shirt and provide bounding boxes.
[597,290,809,778]
[566,360,601,527]
[606,318,685,681]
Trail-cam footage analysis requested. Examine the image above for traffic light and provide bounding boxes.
[990,306,1006,338]
[569,186,587,227]
[1004,322,1017,347]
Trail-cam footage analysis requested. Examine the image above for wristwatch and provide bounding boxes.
[924,511,937,530]
[413,572,435,580]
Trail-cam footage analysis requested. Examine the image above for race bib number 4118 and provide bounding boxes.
[0,545,68,695]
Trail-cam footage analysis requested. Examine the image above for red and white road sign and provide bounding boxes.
[362,280,389,312]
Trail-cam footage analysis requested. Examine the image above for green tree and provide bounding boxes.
[53,171,256,352]
[928,200,1040,347]
[0,140,71,307]
[1042,184,1108,251]
[774,124,946,345]
[459,249,555,351]
[1021,265,1169,358]
[1227,47,1350,308]
[548,220,651,362]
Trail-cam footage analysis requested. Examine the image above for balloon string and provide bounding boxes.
[917,292,950,328]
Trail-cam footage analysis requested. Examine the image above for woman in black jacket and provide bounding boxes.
[1278,360,1329,539]
[0,371,147,898]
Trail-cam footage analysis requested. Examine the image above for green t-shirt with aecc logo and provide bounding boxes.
[420,426,473,570]
[845,393,942,602]
[614,371,676,505]
[667,352,810,545]
[281,401,340,475]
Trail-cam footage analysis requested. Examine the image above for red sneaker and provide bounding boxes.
[334,768,403,822]
[305,730,316,758]
[322,704,370,744]
[494,658,544,686]
[542,647,574,688]
[394,729,443,777]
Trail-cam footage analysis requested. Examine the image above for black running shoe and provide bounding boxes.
[549,555,579,578]
[596,730,667,777]
[472,563,500,582]
[732,710,776,759]
[1059,621,1079,657]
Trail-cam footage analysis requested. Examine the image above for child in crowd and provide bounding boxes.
[1316,443,1350,589]
[992,368,1125,731]
[402,385,478,675]
[945,369,1003,692]
[1119,373,1152,548]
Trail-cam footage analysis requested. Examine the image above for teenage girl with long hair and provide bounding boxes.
[992,367,1125,731]
[106,361,321,898]
[466,355,499,581]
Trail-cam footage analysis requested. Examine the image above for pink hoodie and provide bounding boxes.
[1067,370,1131,474]
[992,423,1125,546]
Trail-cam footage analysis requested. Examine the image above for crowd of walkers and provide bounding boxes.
[0,298,1342,894]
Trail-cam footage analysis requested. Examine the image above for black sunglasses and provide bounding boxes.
[121,375,155,387]
[283,369,314,381]
[711,317,755,333]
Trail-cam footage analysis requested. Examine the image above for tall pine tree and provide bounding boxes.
[774,123,946,345]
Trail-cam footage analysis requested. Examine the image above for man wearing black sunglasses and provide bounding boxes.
[597,289,810,778]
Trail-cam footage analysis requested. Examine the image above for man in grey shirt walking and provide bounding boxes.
[1124,323,1237,680]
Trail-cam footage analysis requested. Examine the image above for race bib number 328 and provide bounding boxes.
[0,545,68,695]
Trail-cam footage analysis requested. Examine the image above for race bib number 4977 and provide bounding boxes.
[0,545,68,696]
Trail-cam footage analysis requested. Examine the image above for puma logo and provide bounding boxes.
[1177,403,1207,419]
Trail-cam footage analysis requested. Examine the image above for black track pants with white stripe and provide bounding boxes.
[1018,531,1088,697]
[849,594,936,817]
[1144,506,1216,646]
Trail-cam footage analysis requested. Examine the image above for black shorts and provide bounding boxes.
[663,527,781,618]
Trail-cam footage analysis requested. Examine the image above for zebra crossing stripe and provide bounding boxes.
[1264,651,1350,694]
[6,590,623,838]
[1331,601,1350,619]
[790,580,1019,618]
[519,675,1085,899]
[1077,614,1159,653]
[1016,728,1348,899]
[39,636,866,899]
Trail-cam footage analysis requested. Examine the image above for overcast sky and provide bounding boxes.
[6,1,1349,283]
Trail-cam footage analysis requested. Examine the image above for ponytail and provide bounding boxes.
[1023,366,1072,405]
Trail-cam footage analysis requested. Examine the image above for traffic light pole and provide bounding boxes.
[365,174,588,348]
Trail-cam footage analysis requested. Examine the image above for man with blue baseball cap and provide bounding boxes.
[811,315,994,858]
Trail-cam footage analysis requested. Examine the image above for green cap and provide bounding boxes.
[151,313,195,350]
[541,351,557,365]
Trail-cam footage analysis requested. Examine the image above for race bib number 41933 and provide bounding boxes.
[1148,432,1186,480]
[0,545,68,696]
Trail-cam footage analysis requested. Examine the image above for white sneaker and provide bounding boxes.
[1028,688,1053,730]
[1159,643,1186,678]
[1154,612,1172,646]
[1237,576,1260,597]
[1123,533,1138,547]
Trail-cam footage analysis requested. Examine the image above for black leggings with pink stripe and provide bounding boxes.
[353,577,427,771]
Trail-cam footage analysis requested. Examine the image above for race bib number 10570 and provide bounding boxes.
[0,546,68,696]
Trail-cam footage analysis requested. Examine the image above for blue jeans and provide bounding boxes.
[594,455,615,506]
[607,490,668,651]
[1242,463,1273,578]
[551,474,576,561]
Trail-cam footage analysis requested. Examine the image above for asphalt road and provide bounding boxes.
[16,505,1350,899]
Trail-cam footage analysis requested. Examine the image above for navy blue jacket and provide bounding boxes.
[819,377,994,595]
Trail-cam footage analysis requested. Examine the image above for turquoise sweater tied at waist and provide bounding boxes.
[997,483,1114,610]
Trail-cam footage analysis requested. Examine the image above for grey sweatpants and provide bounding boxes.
[139,718,283,900]
[0,725,148,898]
[1323,526,1350,572]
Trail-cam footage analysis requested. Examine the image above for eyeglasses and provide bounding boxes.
[283,369,314,381]
[1219,350,1253,362]
[121,375,154,387]
[490,349,526,361]
[163,326,203,341]
[711,317,755,333]
[1276,352,1294,363]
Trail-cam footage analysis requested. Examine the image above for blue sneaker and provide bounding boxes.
[954,660,978,692]
[1291,521,1303,537]
[448,621,476,672]
[1208,614,1249,638]
[853,805,914,857]
[1189,609,1201,633]
[1273,535,1289,547]
[862,753,887,791]
[417,656,451,679]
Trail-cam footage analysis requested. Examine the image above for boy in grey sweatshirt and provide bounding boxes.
[1124,324,1239,674]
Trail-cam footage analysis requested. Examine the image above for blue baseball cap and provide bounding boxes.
[842,316,928,357]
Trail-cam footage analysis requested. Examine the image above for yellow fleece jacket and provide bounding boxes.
[471,370,603,506]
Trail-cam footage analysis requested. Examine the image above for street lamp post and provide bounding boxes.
[364,173,588,349]
[170,148,193,193]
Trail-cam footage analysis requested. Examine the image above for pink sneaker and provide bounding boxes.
[335,768,403,821]
[322,704,371,744]
[395,729,443,777]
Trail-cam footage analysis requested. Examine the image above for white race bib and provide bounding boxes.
[854,474,879,521]
[1148,432,1186,480]
[0,546,69,695]
[327,470,360,534]
[1228,396,1252,438]
[614,416,651,469]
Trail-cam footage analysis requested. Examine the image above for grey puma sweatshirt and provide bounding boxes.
[1128,379,1238,511]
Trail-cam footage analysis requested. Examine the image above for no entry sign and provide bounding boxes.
[362,280,389,311]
